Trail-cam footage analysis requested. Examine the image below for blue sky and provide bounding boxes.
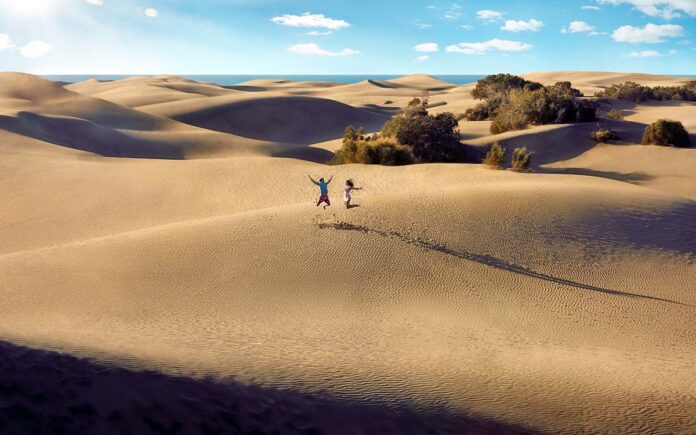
[0,0,694,74]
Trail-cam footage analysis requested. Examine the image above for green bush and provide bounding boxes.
[334,98,466,166]
[483,142,506,169]
[606,109,624,120]
[511,147,532,172]
[333,131,414,165]
[597,81,652,102]
[641,119,690,148]
[471,74,585,133]
[591,128,619,143]
[464,103,490,121]
[383,97,464,162]
[597,81,696,102]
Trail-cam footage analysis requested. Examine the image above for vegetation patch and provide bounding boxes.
[591,128,619,143]
[511,147,532,172]
[334,98,466,165]
[464,74,595,134]
[597,81,696,102]
[483,142,506,169]
[641,119,690,148]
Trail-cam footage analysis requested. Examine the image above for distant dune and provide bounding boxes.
[1,70,695,434]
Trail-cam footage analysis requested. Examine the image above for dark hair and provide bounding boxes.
[346,179,354,187]
[319,178,325,183]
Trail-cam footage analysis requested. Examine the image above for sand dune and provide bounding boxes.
[1,71,696,434]
[142,94,389,144]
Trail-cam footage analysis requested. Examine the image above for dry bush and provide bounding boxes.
[641,119,690,148]
[591,128,619,143]
[483,142,506,169]
[511,147,532,172]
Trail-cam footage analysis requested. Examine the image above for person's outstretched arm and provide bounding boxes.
[308,175,318,185]
[327,175,334,184]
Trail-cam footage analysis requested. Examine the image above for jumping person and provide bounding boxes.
[308,174,333,208]
[343,179,361,209]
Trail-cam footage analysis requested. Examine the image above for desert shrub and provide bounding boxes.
[483,142,506,169]
[334,133,414,165]
[489,86,579,133]
[597,81,653,102]
[549,81,583,98]
[471,74,585,133]
[464,103,491,121]
[471,74,543,119]
[598,81,696,102]
[383,97,464,162]
[591,128,619,142]
[641,119,690,148]
[648,81,696,102]
[576,102,597,122]
[606,109,624,120]
[511,147,532,172]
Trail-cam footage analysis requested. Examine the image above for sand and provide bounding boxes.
[1,71,695,434]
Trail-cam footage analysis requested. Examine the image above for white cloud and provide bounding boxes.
[306,30,332,36]
[446,38,532,54]
[415,55,430,63]
[501,19,543,32]
[562,21,596,33]
[581,5,601,9]
[271,12,349,30]
[0,34,13,51]
[460,24,474,30]
[86,0,103,5]
[476,10,503,22]
[19,40,51,58]
[414,20,432,29]
[144,7,158,17]
[287,43,359,56]
[628,49,661,56]
[598,0,696,19]
[414,42,439,52]
[589,31,609,35]
[612,23,684,43]
[444,4,463,19]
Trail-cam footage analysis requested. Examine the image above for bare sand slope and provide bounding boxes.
[2,155,696,434]
[140,93,389,144]
[2,71,696,434]
[522,71,693,96]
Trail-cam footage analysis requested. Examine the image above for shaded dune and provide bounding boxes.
[0,112,184,159]
[0,341,531,435]
[168,96,388,144]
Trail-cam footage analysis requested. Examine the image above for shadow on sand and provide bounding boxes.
[0,341,534,435]
[317,220,688,306]
[539,167,654,184]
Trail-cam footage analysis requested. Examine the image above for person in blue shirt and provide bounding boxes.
[308,174,333,208]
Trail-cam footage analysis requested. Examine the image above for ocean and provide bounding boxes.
[41,74,488,86]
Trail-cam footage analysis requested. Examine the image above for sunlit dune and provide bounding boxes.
[1,71,695,434]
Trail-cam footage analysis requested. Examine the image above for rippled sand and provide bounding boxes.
[1,71,695,433]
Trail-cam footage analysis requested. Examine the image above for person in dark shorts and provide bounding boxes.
[308,175,333,208]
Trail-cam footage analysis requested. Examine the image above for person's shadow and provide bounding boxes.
[347,204,361,210]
